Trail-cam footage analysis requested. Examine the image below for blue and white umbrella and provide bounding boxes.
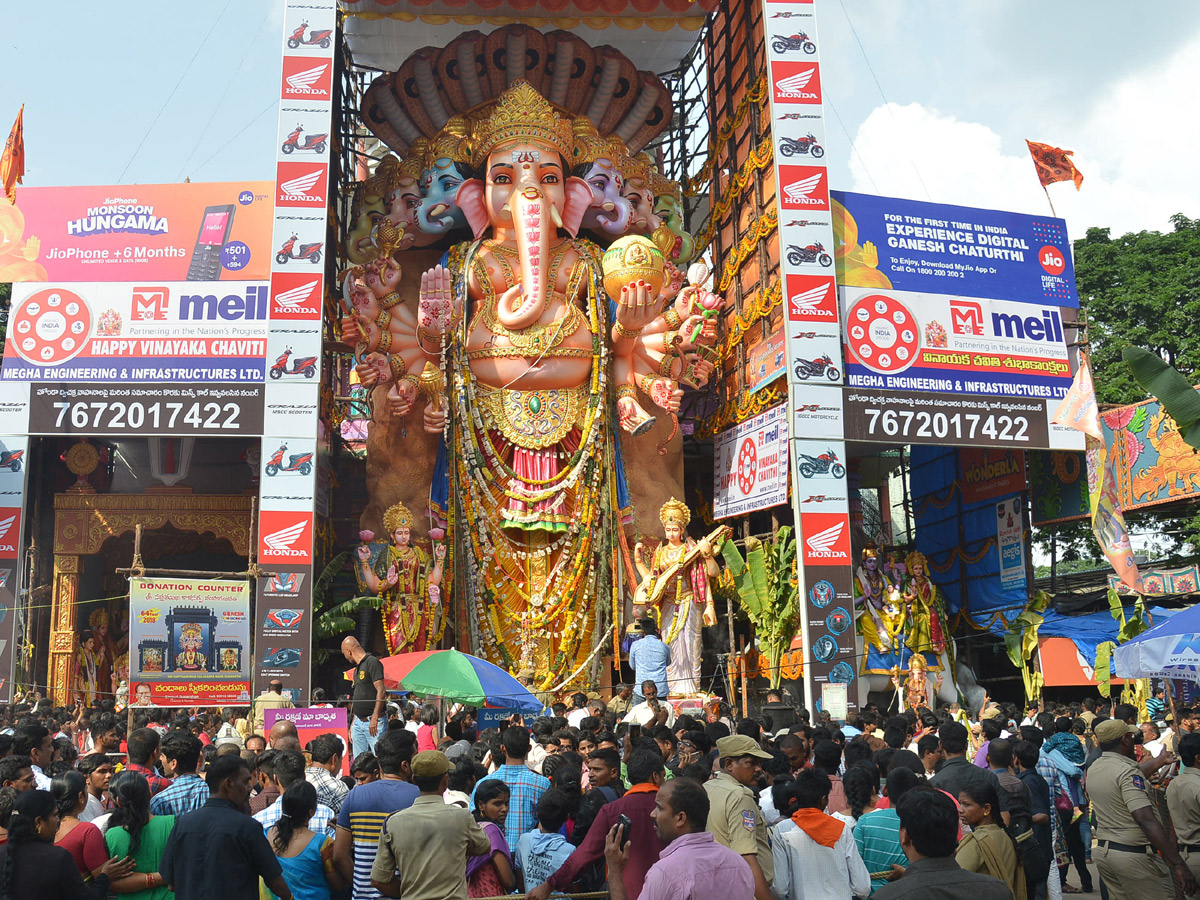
[1112,606,1195,681]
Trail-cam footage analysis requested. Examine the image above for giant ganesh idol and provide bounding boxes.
[341,29,720,690]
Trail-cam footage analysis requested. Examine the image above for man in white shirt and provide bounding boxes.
[1143,721,1166,759]
[772,768,870,900]
[565,693,591,728]
[13,724,52,790]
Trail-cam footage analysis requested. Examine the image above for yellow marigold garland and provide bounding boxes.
[682,74,770,197]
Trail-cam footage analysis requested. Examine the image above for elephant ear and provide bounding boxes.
[456,179,488,238]
[562,176,592,238]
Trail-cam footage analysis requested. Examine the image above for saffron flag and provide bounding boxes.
[1051,357,1102,440]
[1026,139,1083,191]
[1054,356,1140,591]
[0,106,24,202]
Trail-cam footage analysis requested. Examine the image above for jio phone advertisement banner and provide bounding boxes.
[0,438,29,703]
[831,191,1078,307]
[128,577,252,707]
[11,181,275,283]
[2,281,270,382]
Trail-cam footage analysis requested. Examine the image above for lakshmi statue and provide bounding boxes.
[633,498,719,696]
[902,550,950,663]
[855,545,902,656]
[890,653,940,712]
[356,500,446,655]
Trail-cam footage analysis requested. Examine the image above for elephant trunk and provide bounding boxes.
[497,185,556,331]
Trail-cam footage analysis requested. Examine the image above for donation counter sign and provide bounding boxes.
[11,181,275,283]
[713,403,789,519]
[266,707,349,774]
[129,577,252,707]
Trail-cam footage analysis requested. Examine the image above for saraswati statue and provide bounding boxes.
[339,33,721,688]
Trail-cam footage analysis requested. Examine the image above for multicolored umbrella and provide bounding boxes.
[375,649,546,713]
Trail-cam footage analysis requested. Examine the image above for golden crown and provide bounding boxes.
[471,82,575,167]
[648,166,680,201]
[905,550,929,574]
[571,118,629,169]
[622,151,654,185]
[180,623,202,639]
[398,138,430,183]
[862,543,880,561]
[908,654,928,671]
[365,155,404,198]
[384,501,417,533]
[89,608,109,629]
[659,497,691,528]
[428,116,472,165]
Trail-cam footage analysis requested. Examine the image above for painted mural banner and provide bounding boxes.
[1099,390,1200,512]
[1029,450,1089,525]
[129,577,252,707]
[11,181,275,283]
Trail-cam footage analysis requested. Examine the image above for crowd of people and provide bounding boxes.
[2,658,1200,900]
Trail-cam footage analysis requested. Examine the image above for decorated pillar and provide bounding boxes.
[49,555,80,705]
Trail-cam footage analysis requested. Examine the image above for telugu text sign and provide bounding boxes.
[713,404,790,519]
[129,577,252,707]
[26,383,265,436]
[840,286,1073,400]
[3,281,270,382]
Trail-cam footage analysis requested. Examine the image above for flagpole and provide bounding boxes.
[1041,184,1058,218]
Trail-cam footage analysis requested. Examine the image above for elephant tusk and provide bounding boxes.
[428,203,449,218]
[549,204,563,229]
[601,201,615,212]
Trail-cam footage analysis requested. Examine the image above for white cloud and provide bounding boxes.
[846,30,1200,240]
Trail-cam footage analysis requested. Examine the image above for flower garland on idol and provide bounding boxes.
[446,243,617,689]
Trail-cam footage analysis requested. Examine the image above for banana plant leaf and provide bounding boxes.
[1122,346,1200,449]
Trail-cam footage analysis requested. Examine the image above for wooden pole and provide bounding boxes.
[1042,185,1058,218]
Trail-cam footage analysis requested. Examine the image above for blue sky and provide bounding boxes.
[4,1,1199,239]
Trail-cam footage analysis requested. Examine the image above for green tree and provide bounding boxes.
[1077,214,1200,405]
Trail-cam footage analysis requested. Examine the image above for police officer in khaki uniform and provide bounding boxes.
[705,734,774,900]
[371,750,491,899]
[1085,719,1196,900]
[1167,732,1200,885]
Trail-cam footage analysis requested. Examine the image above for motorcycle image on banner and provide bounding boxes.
[796,448,845,479]
[772,32,816,54]
[276,234,323,264]
[793,354,840,382]
[269,348,318,380]
[281,125,328,155]
[287,21,332,49]
[780,134,824,158]
[786,242,833,267]
[265,444,314,477]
